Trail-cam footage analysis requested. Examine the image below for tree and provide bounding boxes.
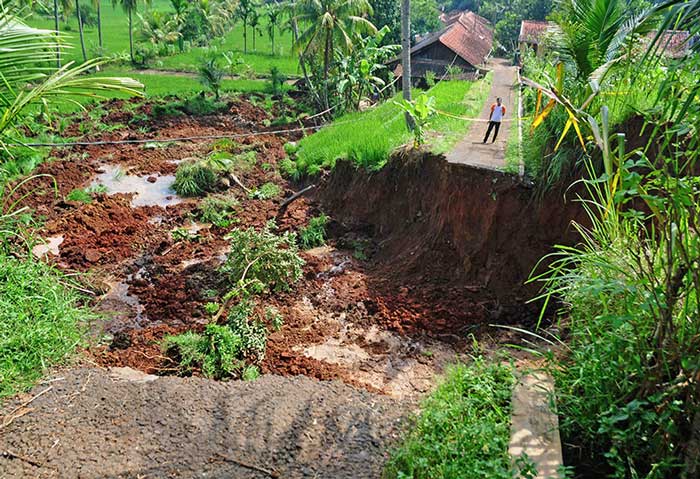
[410,0,440,37]
[401,0,414,128]
[93,0,103,50]
[75,0,88,61]
[369,0,400,44]
[249,7,260,51]
[265,2,281,55]
[0,3,142,149]
[294,0,377,109]
[112,0,150,64]
[552,0,654,79]
[236,0,257,54]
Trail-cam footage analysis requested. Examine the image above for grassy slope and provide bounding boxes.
[27,1,298,76]
[0,252,95,398]
[295,74,492,173]
[385,359,516,479]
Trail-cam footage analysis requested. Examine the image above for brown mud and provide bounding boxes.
[14,98,581,398]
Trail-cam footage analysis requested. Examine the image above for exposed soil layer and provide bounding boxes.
[0,368,406,479]
[319,150,587,338]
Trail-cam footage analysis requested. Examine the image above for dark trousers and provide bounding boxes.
[483,121,501,143]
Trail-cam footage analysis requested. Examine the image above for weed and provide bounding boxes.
[66,188,93,204]
[249,182,281,200]
[85,184,108,194]
[264,306,283,331]
[173,161,217,197]
[385,358,516,479]
[204,302,220,316]
[196,194,239,228]
[242,364,260,381]
[162,331,207,375]
[220,220,304,297]
[171,227,199,242]
[298,214,329,250]
[179,94,227,116]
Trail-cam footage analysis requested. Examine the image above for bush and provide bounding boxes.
[196,194,238,228]
[179,94,227,116]
[249,182,281,200]
[173,160,217,197]
[220,220,304,296]
[298,214,329,249]
[385,358,516,479]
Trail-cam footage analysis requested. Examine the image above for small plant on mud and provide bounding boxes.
[66,188,94,204]
[298,214,329,249]
[249,182,281,200]
[198,57,225,100]
[196,194,239,228]
[265,306,283,331]
[242,365,260,381]
[204,302,220,316]
[173,160,217,197]
[395,93,436,148]
[220,220,304,297]
[162,331,207,375]
[171,227,199,242]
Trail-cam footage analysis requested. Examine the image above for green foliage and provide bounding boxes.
[242,364,260,380]
[385,358,516,478]
[264,306,283,331]
[410,0,441,35]
[295,77,492,174]
[162,331,207,375]
[178,93,228,115]
[173,160,218,197]
[171,226,199,242]
[424,70,436,88]
[196,194,239,227]
[249,182,281,200]
[268,66,286,95]
[396,93,436,148]
[220,220,304,297]
[0,253,94,397]
[199,56,226,99]
[66,188,94,203]
[298,214,329,249]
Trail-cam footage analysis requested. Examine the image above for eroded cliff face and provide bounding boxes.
[319,150,587,307]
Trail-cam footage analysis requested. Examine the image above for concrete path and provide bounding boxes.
[446,58,518,169]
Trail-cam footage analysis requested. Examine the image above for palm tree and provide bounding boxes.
[52,0,73,67]
[112,0,150,64]
[93,0,103,50]
[552,0,655,79]
[0,3,142,150]
[293,0,377,108]
[265,3,281,55]
[236,0,257,54]
[75,0,88,62]
[249,8,260,51]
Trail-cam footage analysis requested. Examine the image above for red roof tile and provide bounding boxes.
[437,11,493,67]
[518,20,553,44]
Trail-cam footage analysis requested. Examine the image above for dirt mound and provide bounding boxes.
[319,150,586,329]
[0,368,407,478]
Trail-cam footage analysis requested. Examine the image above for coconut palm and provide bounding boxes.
[265,2,281,55]
[552,0,656,79]
[112,0,150,63]
[93,0,103,50]
[0,3,142,150]
[293,0,377,108]
[75,0,88,61]
[235,0,257,54]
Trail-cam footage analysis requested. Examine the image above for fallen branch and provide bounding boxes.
[1,386,52,429]
[214,453,279,478]
[2,450,44,468]
[278,184,316,213]
[228,173,250,194]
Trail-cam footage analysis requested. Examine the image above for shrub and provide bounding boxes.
[173,160,217,197]
[298,214,329,249]
[249,182,281,200]
[196,194,238,228]
[162,331,207,375]
[385,358,516,479]
[199,57,225,99]
[220,220,304,296]
[264,306,284,331]
[179,94,227,116]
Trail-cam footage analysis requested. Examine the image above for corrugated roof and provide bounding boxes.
[518,20,552,44]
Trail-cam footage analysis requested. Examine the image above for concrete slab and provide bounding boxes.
[509,372,564,478]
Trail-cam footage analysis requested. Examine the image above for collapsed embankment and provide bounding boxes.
[319,150,587,320]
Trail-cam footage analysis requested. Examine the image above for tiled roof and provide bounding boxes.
[518,20,553,44]
[410,11,493,68]
[652,30,690,58]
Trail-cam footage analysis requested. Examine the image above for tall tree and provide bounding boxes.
[401,0,413,128]
[369,0,400,44]
[294,0,377,109]
[75,0,88,61]
[265,2,281,55]
[236,0,257,54]
[112,0,149,64]
[93,0,103,50]
[249,7,260,51]
[53,0,61,67]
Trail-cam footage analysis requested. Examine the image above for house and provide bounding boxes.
[389,11,493,86]
[518,20,553,56]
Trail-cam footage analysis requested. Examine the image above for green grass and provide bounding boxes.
[293,75,492,175]
[385,358,516,479]
[504,101,522,175]
[0,253,95,398]
[26,1,299,76]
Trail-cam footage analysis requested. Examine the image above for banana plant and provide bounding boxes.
[395,93,436,148]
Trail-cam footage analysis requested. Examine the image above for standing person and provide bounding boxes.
[483,97,506,143]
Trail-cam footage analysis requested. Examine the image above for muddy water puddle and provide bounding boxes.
[97,280,148,332]
[91,165,182,207]
[32,235,64,257]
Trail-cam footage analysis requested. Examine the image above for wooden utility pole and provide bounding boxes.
[401,0,415,129]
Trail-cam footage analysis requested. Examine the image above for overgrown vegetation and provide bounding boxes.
[385,358,516,478]
[298,214,329,249]
[196,194,238,228]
